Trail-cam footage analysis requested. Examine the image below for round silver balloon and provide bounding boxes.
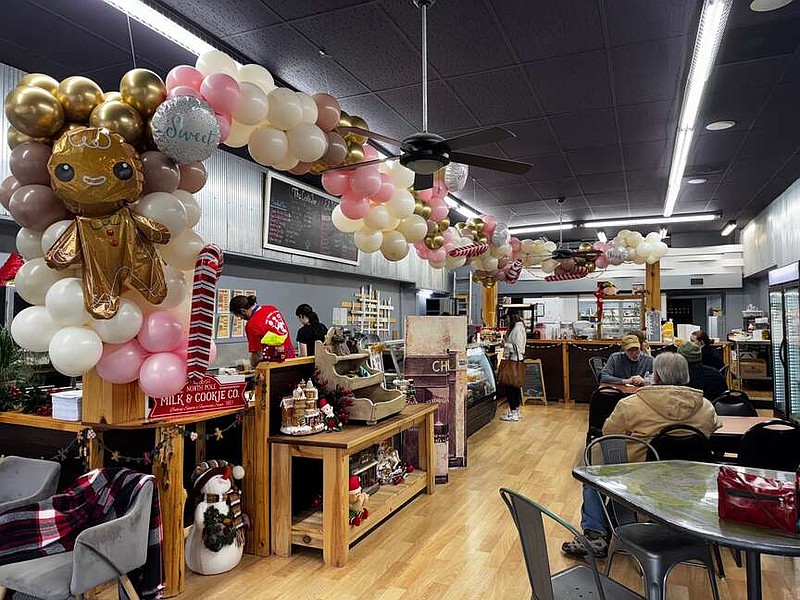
[490,222,510,247]
[605,247,627,266]
[444,162,469,192]
[150,96,220,164]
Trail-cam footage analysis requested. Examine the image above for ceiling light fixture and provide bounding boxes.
[687,178,708,184]
[705,120,736,130]
[597,230,607,243]
[100,0,216,56]
[509,223,575,235]
[750,0,795,12]
[456,205,479,220]
[659,227,668,239]
[444,197,458,209]
[721,220,737,236]
[663,0,732,218]
[583,213,721,228]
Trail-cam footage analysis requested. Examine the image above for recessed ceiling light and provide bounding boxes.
[750,0,794,12]
[687,178,708,184]
[705,120,736,131]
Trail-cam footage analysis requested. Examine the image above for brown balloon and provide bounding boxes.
[289,162,313,176]
[7,126,48,149]
[343,140,364,165]
[56,76,104,122]
[437,217,451,231]
[104,91,123,102]
[90,100,144,146]
[140,151,180,194]
[322,131,348,166]
[120,69,167,118]
[349,115,369,145]
[19,73,59,95]
[4,85,65,138]
[0,176,20,211]
[8,184,70,230]
[177,162,207,194]
[9,142,52,186]
[313,93,341,132]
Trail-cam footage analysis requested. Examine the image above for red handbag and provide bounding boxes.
[717,465,798,535]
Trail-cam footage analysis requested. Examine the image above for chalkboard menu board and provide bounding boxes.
[263,172,359,265]
[523,359,546,402]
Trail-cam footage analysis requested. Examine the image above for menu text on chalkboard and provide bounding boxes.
[263,172,359,265]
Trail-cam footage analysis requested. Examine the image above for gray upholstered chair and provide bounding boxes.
[0,479,154,600]
[0,456,60,514]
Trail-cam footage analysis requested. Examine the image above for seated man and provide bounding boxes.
[563,352,721,558]
[598,334,654,386]
[678,341,727,402]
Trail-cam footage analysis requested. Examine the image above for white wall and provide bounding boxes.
[742,177,800,277]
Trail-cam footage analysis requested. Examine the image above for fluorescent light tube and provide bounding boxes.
[663,0,732,217]
[596,230,607,243]
[456,205,478,220]
[721,220,737,236]
[583,213,719,228]
[101,0,216,56]
[445,196,459,208]
[509,223,575,234]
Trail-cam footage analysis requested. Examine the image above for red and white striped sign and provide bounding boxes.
[187,244,223,382]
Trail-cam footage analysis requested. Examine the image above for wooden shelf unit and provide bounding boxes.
[341,284,396,334]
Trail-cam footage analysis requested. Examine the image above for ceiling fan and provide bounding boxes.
[325,0,533,190]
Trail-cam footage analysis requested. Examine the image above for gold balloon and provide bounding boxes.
[309,160,327,175]
[7,125,48,149]
[56,122,88,140]
[120,69,166,118]
[455,221,466,231]
[89,100,144,146]
[104,91,123,102]
[472,274,481,283]
[483,280,496,289]
[343,140,364,165]
[56,76,103,122]
[18,73,59,95]
[349,115,369,145]
[424,236,435,250]
[432,234,445,249]
[477,235,488,244]
[4,85,65,138]
[586,260,596,272]
[437,217,450,231]
[414,200,425,214]
[337,111,353,142]
[140,119,158,151]
[579,242,594,252]
[472,218,485,232]
[419,205,432,219]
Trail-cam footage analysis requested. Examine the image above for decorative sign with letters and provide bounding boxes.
[148,375,247,419]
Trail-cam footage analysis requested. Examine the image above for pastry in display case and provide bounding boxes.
[466,345,497,436]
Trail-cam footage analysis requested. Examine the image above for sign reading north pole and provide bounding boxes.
[148,375,247,419]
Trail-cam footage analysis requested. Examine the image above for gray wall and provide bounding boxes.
[742,177,800,277]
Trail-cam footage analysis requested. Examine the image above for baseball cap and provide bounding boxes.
[621,334,640,351]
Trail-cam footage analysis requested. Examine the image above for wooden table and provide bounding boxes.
[269,403,437,567]
[711,416,782,458]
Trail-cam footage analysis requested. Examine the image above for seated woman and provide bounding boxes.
[691,330,724,370]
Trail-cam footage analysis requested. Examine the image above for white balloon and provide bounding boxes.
[248,125,288,166]
[646,254,659,264]
[296,92,319,125]
[396,214,428,243]
[543,241,557,252]
[40,220,73,254]
[286,122,328,162]
[385,188,415,218]
[224,120,256,148]
[363,204,391,231]
[234,82,269,126]
[14,258,68,305]
[388,163,415,189]
[628,231,644,247]
[133,192,188,237]
[653,240,669,258]
[541,258,558,274]
[635,241,652,258]
[159,265,190,309]
[381,216,400,232]
[267,88,303,131]
[271,154,299,171]
[237,63,275,95]
[354,229,383,253]
[45,277,90,326]
[10,306,61,352]
[173,190,201,228]
[380,230,409,261]
[520,238,536,254]
[645,231,661,245]
[48,326,103,377]
[331,205,363,233]
[90,299,143,343]
[16,228,44,260]
[158,229,205,271]
[196,50,238,77]
[445,254,467,269]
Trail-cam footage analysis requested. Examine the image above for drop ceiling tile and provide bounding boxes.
[468,167,529,189]
[622,140,672,170]
[377,81,479,133]
[565,145,622,175]
[585,192,628,208]
[751,82,800,134]
[726,0,800,29]
[578,172,627,194]
[690,129,748,165]
[158,0,281,37]
[498,119,560,159]
[611,36,689,105]
[337,93,414,143]
[722,159,781,184]
[628,188,664,208]
[707,55,789,94]
[604,0,697,47]
[617,100,675,144]
[550,108,618,150]
[716,18,800,66]
[525,50,612,115]
[523,153,573,181]
[700,84,772,132]
[267,0,372,21]
[737,129,799,160]
[532,178,582,199]
[447,67,540,124]
[626,168,668,190]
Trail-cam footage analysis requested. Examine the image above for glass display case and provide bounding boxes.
[580,295,645,339]
[466,345,497,436]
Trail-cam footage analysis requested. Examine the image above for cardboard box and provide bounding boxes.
[739,359,767,377]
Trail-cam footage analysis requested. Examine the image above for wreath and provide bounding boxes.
[202,505,236,552]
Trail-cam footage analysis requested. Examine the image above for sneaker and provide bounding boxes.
[561,529,608,559]
[513,408,522,420]
[499,411,519,422]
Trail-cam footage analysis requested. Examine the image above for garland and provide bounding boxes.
[201,505,237,551]
[311,368,354,425]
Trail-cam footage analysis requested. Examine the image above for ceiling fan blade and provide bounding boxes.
[414,172,434,190]
[321,156,397,173]
[337,126,412,150]
[449,151,532,175]
[439,126,516,151]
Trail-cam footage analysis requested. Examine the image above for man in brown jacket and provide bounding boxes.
[563,352,721,558]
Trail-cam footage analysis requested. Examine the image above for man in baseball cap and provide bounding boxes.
[598,334,654,386]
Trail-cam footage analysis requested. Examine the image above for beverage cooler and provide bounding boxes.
[768,263,800,420]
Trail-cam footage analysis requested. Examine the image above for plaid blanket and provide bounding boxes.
[0,468,164,600]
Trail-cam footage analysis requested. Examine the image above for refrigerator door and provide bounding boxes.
[769,289,786,417]
[784,287,800,419]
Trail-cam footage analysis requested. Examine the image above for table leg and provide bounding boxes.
[418,413,436,494]
[271,443,292,557]
[322,447,348,567]
[744,550,762,600]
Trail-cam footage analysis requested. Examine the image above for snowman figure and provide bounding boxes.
[185,459,247,575]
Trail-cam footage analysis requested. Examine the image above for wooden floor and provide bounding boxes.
[170,403,799,599]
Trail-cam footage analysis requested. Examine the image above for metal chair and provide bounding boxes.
[589,356,608,382]
[719,364,729,378]
[645,424,714,463]
[499,488,644,600]
[586,385,627,445]
[585,435,720,600]
[712,391,758,417]
[0,456,60,514]
[0,479,154,600]
[738,419,800,471]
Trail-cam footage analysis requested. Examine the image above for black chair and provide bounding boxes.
[589,356,608,382]
[646,424,714,463]
[712,390,758,417]
[738,419,800,471]
[585,435,720,600]
[719,364,729,378]
[586,385,626,444]
[499,488,644,600]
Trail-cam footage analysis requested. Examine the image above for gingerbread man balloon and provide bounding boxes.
[44,127,170,319]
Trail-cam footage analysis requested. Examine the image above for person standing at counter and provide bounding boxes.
[690,330,724,370]
[500,312,526,422]
[295,303,328,357]
[230,294,295,367]
[598,334,654,386]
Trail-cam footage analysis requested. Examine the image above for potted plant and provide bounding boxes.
[0,327,47,414]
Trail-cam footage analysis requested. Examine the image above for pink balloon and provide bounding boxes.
[137,311,185,353]
[339,193,370,220]
[350,167,382,197]
[443,242,454,253]
[321,171,350,196]
[178,162,207,193]
[363,146,380,162]
[596,254,609,269]
[415,244,430,260]
[510,237,522,254]
[430,205,449,221]
[138,352,187,398]
[429,248,446,263]
[200,73,241,115]
[371,174,395,204]
[0,176,20,211]
[167,85,202,99]
[416,189,433,202]
[96,340,149,384]
[482,216,498,237]
[442,228,455,243]
[216,113,231,142]
[166,65,204,91]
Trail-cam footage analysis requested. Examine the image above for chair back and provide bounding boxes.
[586,385,626,444]
[719,364,730,378]
[588,356,608,382]
[646,424,713,462]
[0,456,60,512]
[738,420,800,472]
[712,391,757,416]
[499,488,607,600]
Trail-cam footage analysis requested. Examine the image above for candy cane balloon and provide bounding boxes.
[448,242,489,258]
[544,266,588,282]
[187,244,224,381]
